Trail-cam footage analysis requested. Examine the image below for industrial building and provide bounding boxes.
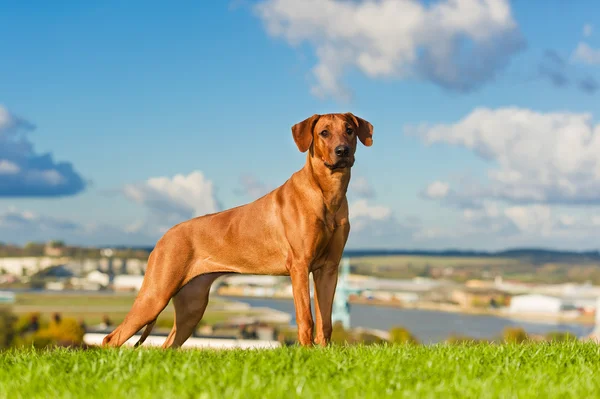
[509,294,566,314]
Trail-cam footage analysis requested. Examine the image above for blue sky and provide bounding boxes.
[1,0,600,250]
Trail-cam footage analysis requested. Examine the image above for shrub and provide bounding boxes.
[389,326,418,345]
[44,317,85,344]
[13,316,85,348]
[12,331,56,349]
[0,307,17,349]
[470,297,490,308]
[356,332,385,345]
[155,318,174,329]
[446,334,482,345]
[330,321,352,345]
[545,331,577,342]
[14,312,44,334]
[502,327,529,343]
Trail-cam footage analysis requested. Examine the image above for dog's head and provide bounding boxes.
[291,113,373,171]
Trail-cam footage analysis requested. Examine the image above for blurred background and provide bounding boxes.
[2,0,600,349]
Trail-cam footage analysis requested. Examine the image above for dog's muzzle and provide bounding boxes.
[324,158,354,170]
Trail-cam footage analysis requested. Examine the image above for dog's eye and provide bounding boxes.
[346,128,353,135]
[320,130,329,138]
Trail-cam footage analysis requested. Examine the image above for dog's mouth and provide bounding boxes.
[324,159,353,171]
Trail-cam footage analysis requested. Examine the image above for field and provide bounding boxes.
[11,292,243,327]
[2,343,600,398]
[352,255,522,268]
[350,254,600,283]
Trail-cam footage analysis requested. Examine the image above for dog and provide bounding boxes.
[102,112,373,348]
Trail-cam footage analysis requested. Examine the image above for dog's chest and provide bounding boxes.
[313,211,342,252]
[324,212,337,232]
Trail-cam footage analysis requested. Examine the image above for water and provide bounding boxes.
[217,296,594,343]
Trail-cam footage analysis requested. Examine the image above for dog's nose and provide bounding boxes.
[335,145,350,158]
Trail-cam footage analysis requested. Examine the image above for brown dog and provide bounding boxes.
[102,112,373,348]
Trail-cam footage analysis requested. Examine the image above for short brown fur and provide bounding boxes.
[102,112,373,348]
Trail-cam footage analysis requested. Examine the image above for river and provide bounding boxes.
[217,296,595,343]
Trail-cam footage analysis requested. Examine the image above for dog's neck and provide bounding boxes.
[303,153,350,215]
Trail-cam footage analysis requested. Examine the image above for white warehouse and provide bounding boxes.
[509,294,566,314]
[113,275,145,292]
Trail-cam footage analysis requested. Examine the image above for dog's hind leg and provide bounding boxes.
[102,248,186,348]
[102,290,172,347]
[134,319,157,347]
[162,273,224,349]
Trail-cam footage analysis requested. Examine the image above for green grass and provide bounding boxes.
[2,343,600,398]
[10,292,236,327]
[15,293,141,307]
[14,293,223,308]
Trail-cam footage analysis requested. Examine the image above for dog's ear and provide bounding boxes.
[345,113,373,147]
[291,114,320,152]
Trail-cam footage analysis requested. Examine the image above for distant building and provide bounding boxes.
[113,275,145,291]
[221,275,283,287]
[0,257,59,276]
[216,275,287,297]
[509,294,565,314]
[125,258,147,275]
[86,270,110,288]
[81,258,101,273]
[45,281,66,291]
[44,241,65,257]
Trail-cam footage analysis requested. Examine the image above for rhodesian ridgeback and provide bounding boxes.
[102,112,373,348]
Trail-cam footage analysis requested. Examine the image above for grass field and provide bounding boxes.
[2,343,600,398]
[11,293,238,327]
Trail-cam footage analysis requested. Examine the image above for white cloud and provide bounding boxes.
[425,181,450,199]
[0,207,79,232]
[0,107,13,130]
[583,24,593,38]
[459,201,517,235]
[0,207,159,246]
[254,0,524,99]
[412,227,447,241]
[0,105,86,197]
[123,220,146,234]
[349,176,375,198]
[411,107,600,205]
[346,199,419,248]
[429,201,600,241]
[503,204,553,236]
[0,160,20,175]
[350,199,392,223]
[123,170,219,225]
[409,199,600,249]
[572,42,600,65]
[236,174,272,199]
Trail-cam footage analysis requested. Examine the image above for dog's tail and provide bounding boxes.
[134,319,157,347]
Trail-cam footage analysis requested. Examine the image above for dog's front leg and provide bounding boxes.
[313,223,349,346]
[290,268,314,346]
[313,265,338,347]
